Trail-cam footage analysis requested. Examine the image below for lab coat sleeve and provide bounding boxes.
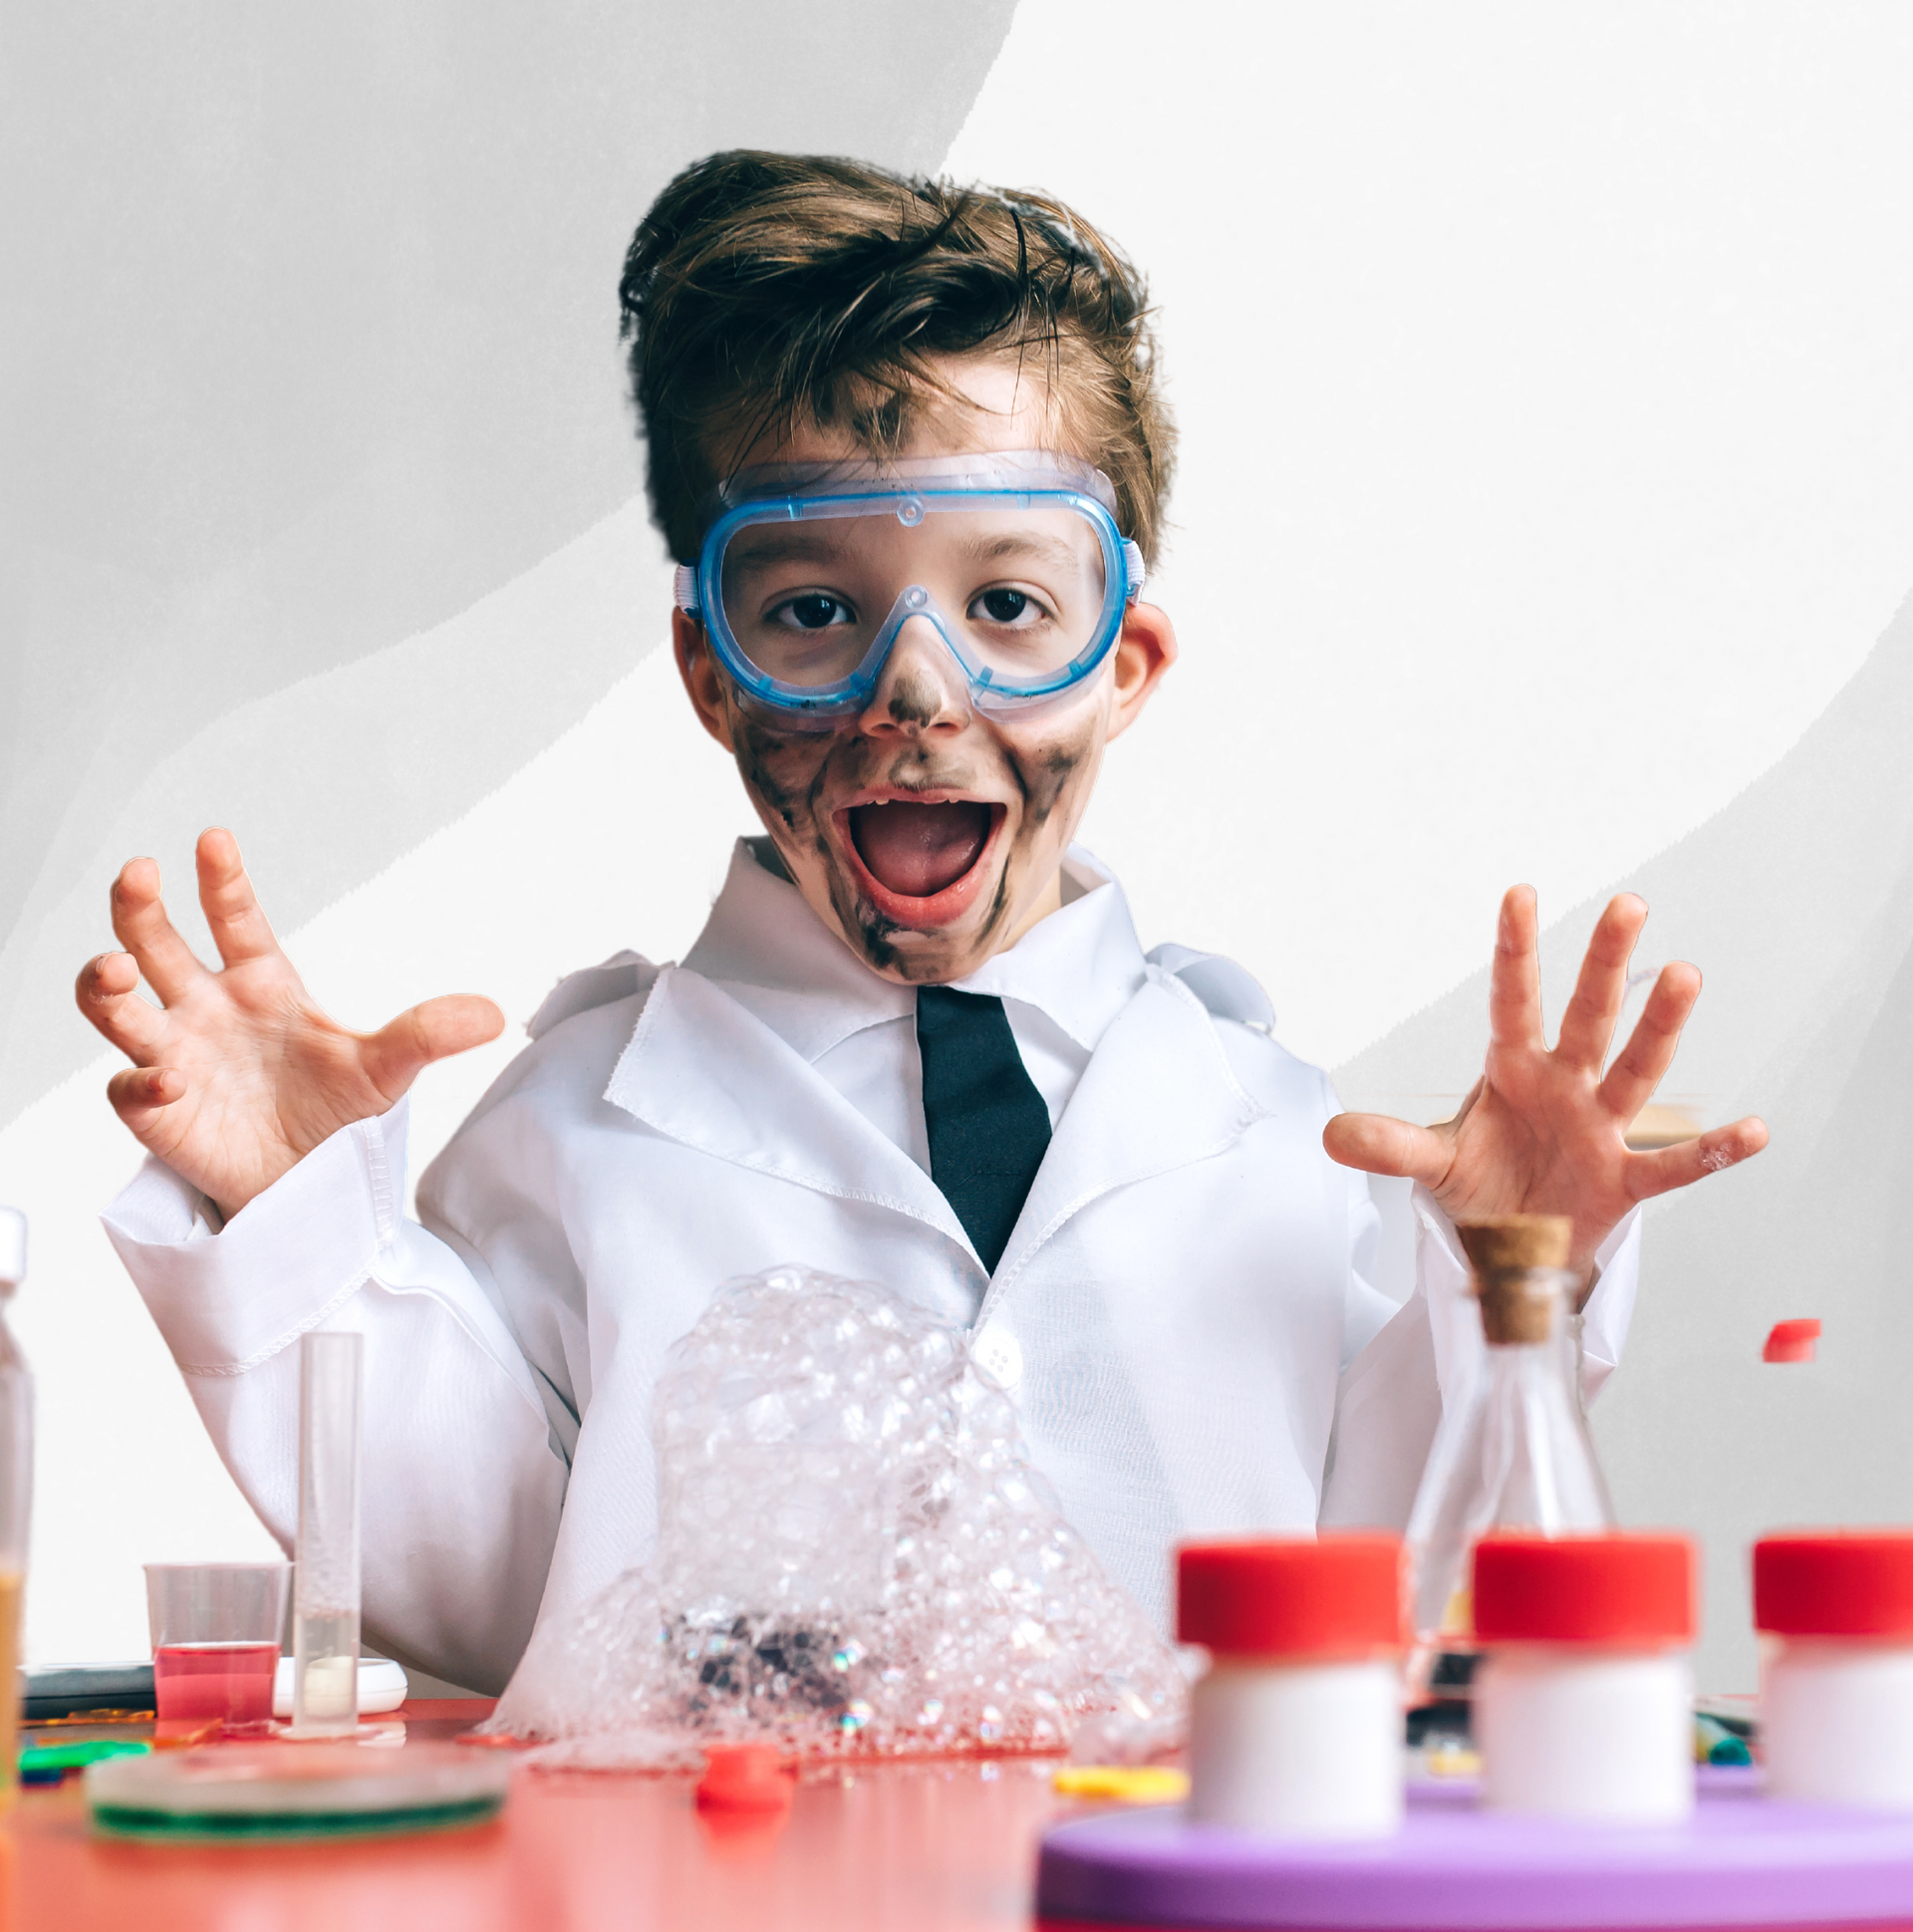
[101,1098,566,1695]
[1317,1161,1642,1531]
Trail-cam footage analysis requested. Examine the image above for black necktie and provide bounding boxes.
[916,986,1053,1274]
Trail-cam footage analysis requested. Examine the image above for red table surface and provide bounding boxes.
[5,1705,1084,1932]
[6,1709,1913,1932]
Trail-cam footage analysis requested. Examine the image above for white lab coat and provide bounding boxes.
[104,841,1638,1695]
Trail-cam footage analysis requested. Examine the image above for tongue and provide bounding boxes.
[850,801,991,899]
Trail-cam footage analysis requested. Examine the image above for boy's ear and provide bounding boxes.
[673,609,735,751]
[1106,601,1178,744]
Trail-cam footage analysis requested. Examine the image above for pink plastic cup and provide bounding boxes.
[144,1562,289,1729]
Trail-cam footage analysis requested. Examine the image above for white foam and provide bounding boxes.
[489,1265,1185,1764]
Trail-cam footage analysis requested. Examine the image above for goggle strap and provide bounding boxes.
[1122,540,1147,603]
[674,563,699,615]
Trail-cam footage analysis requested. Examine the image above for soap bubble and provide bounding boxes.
[488,1265,1185,1766]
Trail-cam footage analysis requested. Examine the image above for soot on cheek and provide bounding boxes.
[1008,721,1100,838]
[733,722,830,837]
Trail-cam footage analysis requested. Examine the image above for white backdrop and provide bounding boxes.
[4,2,1912,1684]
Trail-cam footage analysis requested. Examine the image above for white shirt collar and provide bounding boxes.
[681,838,1148,1063]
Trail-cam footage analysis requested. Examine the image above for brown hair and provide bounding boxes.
[619,150,1175,567]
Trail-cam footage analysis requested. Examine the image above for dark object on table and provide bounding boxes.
[1406,1648,1478,1747]
[22,1663,155,1721]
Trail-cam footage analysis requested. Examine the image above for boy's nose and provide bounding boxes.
[858,617,972,737]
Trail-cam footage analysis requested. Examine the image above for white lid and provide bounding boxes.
[0,1209,24,1290]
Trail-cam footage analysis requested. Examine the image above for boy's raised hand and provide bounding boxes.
[77,828,504,1223]
[1322,887,1769,1286]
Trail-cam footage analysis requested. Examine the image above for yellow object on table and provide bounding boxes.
[1052,1765,1191,1804]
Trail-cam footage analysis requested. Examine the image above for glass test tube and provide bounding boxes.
[292,1330,362,1735]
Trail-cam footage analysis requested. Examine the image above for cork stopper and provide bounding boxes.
[1458,1215,1572,1345]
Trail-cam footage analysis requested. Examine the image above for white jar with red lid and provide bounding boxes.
[1757,1532,1913,1807]
[1177,1535,1405,1838]
[1472,1533,1697,1821]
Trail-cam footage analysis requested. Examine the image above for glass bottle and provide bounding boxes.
[0,1208,32,1809]
[1405,1215,1614,1699]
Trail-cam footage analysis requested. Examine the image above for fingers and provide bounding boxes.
[76,952,169,1060]
[360,994,506,1101]
[195,827,284,969]
[1488,886,1545,1052]
[107,1064,186,1135]
[1624,1115,1770,1202]
[1323,1113,1455,1189]
[109,857,207,1004]
[1598,961,1703,1122]
[1554,894,1648,1072]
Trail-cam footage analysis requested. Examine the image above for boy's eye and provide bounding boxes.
[771,593,855,631]
[969,586,1044,628]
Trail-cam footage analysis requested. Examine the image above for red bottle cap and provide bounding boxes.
[1472,1534,1697,1647]
[1755,1533,1913,1638]
[695,1742,794,1812]
[1177,1535,1404,1659]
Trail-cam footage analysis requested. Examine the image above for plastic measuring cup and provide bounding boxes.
[144,1562,289,1728]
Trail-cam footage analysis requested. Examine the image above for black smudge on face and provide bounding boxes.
[724,688,1108,984]
[886,668,946,729]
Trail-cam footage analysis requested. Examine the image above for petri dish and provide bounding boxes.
[85,1742,511,1841]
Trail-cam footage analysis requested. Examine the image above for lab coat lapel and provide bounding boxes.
[980,966,1273,1316]
[604,966,975,1254]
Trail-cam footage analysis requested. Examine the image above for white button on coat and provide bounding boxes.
[971,1326,1023,1390]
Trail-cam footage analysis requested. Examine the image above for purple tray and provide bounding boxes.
[1036,1783,1913,1928]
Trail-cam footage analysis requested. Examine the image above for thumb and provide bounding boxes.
[1322,1112,1454,1188]
[362,994,506,1101]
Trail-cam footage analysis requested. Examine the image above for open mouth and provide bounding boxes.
[843,798,1003,918]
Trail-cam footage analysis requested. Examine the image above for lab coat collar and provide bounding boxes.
[949,845,1147,1055]
[680,837,1148,1066]
[605,965,976,1260]
[981,966,1273,1309]
[609,841,1274,1292]
[681,840,916,1063]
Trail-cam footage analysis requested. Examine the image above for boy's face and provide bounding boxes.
[675,356,1176,985]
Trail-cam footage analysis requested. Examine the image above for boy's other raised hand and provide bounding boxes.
[1321,887,1769,1287]
[77,828,504,1223]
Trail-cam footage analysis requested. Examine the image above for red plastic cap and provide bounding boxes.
[1473,1534,1697,1647]
[695,1742,794,1812]
[1755,1533,1913,1638]
[1177,1534,1404,1658]
[1764,1319,1822,1363]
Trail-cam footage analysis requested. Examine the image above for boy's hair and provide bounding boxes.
[619,150,1174,568]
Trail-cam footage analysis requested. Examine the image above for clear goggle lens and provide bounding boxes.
[717,503,1109,690]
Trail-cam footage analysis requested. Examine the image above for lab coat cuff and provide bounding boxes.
[102,1101,410,1376]
[1578,1204,1642,1405]
[1409,1185,1476,1407]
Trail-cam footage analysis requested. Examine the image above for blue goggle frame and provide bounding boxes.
[673,452,1147,727]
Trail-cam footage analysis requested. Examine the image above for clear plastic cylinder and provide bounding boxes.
[292,1331,362,1735]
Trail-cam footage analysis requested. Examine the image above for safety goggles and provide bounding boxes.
[673,451,1146,725]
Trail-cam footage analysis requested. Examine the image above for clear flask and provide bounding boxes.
[0,1209,33,1808]
[1406,1216,1613,1694]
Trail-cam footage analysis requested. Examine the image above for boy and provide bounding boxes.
[79,152,1766,1695]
